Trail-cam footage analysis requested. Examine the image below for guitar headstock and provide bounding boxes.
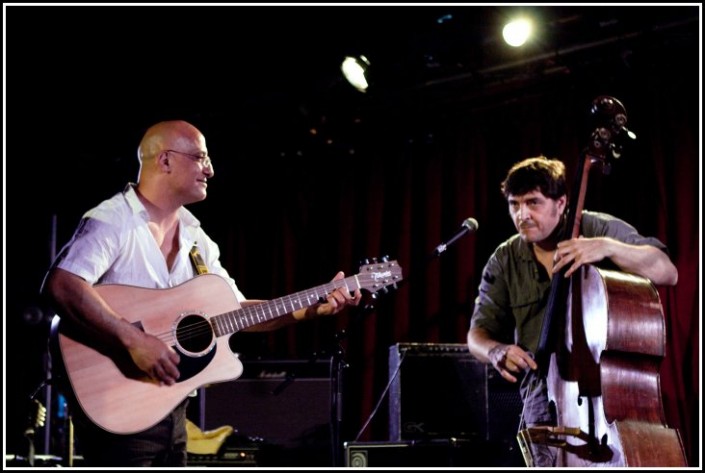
[356,257,403,296]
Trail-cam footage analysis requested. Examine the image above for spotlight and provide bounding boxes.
[341,55,370,93]
[503,17,533,47]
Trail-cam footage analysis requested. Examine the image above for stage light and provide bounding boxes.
[341,55,370,93]
[503,17,533,47]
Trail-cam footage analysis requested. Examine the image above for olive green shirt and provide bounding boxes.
[470,211,668,353]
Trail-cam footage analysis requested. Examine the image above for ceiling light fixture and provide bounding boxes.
[341,55,370,93]
[503,18,533,47]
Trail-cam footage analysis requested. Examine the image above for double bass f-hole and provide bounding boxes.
[517,96,687,467]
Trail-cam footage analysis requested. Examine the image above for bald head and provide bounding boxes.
[136,120,204,181]
[138,120,202,163]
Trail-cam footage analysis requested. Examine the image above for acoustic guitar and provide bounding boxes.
[51,260,402,434]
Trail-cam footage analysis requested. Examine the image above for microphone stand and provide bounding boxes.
[329,330,348,467]
[349,218,479,447]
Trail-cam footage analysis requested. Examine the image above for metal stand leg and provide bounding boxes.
[330,330,348,467]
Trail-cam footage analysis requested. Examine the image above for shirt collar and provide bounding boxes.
[122,183,201,230]
[510,234,536,262]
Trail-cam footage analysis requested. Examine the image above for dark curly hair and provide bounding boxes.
[500,156,567,200]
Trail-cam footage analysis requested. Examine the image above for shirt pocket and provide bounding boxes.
[510,294,545,352]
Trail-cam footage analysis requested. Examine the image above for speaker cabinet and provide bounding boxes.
[201,359,332,466]
[388,343,523,466]
[344,440,484,467]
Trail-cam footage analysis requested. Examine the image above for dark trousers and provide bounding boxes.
[72,399,189,467]
[519,368,558,467]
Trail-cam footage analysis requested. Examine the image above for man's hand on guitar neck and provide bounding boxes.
[294,271,362,321]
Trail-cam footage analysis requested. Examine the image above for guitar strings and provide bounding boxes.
[148,281,357,346]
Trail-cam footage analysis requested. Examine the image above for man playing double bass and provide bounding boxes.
[466,156,678,467]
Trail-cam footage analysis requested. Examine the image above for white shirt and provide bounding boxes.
[47,183,245,302]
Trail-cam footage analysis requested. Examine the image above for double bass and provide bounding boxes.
[517,96,687,467]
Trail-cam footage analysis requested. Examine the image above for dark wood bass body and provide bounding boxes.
[544,265,686,466]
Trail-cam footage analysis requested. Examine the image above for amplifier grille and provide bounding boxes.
[387,343,524,466]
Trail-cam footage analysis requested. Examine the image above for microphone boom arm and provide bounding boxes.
[433,218,479,256]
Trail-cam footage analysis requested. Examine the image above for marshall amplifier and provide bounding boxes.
[388,343,523,466]
[200,358,332,466]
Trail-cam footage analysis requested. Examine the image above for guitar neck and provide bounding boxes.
[210,275,360,336]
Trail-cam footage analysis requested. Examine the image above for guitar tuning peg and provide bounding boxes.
[381,255,390,262]
[372,257,379,264]
[360,258,370,266]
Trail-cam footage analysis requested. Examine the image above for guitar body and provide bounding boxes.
[51,274,244,435]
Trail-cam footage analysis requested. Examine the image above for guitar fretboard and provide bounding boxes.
[210,277,359,336]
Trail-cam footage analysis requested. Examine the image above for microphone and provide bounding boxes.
[434,218,479,256]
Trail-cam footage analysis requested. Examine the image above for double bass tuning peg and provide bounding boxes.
[590,96,637,141]
[588,96,637,164]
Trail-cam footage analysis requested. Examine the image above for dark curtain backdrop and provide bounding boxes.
[6,7,699,468]
[204,75,700,462]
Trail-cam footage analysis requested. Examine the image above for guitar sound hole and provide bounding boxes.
[176,314,214,354]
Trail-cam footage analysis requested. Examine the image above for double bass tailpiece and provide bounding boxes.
[517,425,612,467]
